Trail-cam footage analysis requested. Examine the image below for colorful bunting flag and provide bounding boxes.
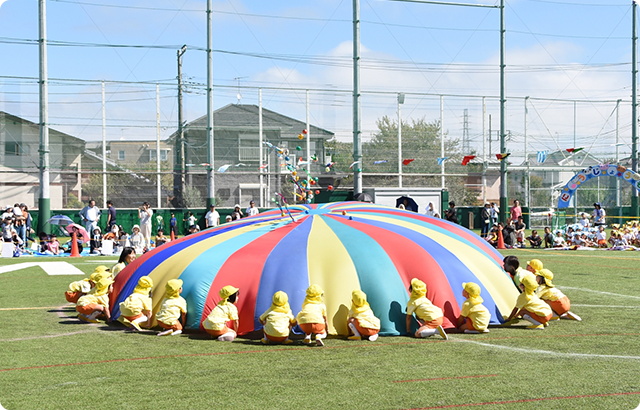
[349,161,360,170]
[437,157,449,166]
[373,160,388,164]
[566,147,584,153]
[217,164,232,173]
[402,159,415,166]
[496,153,511,161]
[461,155,476,166]
[536,151,548,164]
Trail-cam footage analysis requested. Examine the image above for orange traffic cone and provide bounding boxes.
[170,230,175,241]
[497,229,506,249]
[69,231,81,257]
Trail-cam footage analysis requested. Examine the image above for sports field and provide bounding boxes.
[1,250,639,410]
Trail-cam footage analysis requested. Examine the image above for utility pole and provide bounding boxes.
[398,92,404,188]
[206,0,215,208]
[156,84,161,209]
[102,81,106,209]
[38,0,50,234]
[616,99,621,207]
[633,0,639,216]
[499,0,508,223]
[353,0,362,195]
[176,45,187,207]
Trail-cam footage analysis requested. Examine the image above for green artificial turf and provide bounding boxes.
[1,251,640,409]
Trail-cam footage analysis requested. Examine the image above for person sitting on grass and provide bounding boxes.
[90,227,102,254]
[75,277,114,323]
[553,231,566,248]
[594,225,607,248]
[535,269,581,322]
[118,276,154,331]
[456,282,490,334]
[64,266,107,303]
[203,286,240,342]
[347,290,380,341]
[296,284,329,346]
[258,291,296,345]
[156,279,187,337]
[155,228,167,247]
[406,278,448,340]
[543,227,554,248]
[503,255,535,292]
[129,225,145,254]
[47,234,60,255]
[526,230,542,248]
[506,275,552,330]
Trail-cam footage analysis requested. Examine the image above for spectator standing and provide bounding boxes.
[13,203,26,247]
[425,202,436,217]
[79,199,101,234]
[232,204,244,221]
[510,199,522,222]
[205,204,220,228]
[106,200,117,231]
[246,200,259,217]
[138,202,153,249]
[444,201,458,224]
[592,202,606,226]
[480,203,491,238]
[490,202,499,225]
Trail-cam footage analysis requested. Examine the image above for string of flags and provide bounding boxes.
[437,157,449,166]
[496,153,510,161]
[461,155,476,166]
[402,159,415,165]
[566,147,584,153]
[537,150,548,164]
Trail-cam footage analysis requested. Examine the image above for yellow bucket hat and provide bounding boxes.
[520,274,538,293]
[219,285,239,301]
[463,282,481,298]
[90,265,111,282]
[165,279,183,298]
[302,284,324,305]
[270,291,290,313]
[410,278,427,299]
[133,276,153,294]
[94,277,114,296]
[537,269,554,287]
[526,259,543,273]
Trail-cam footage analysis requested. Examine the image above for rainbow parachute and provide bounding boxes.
[110,202,517,335]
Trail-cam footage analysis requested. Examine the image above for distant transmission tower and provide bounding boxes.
[462,109,470,153]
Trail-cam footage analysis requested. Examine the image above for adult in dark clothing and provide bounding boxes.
[106,200,117,231]
[543,227,554,248]
[444,201,458,224]
[480,203,491,238]
[502,220,517,247]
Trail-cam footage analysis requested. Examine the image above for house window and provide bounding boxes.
[149,149,169,162]
[5,141,21,156]
[118,150,125,160]
[239,134,260,161]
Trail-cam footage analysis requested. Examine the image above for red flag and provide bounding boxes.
[402,159,415,166]
[496,153,511,161]
[462,155,476,166]
[566,147,584,153]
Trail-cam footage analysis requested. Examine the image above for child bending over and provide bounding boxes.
[156,279,187,336]
[406,278,448,340]
[296,284,329,346]
[203,285,240,341]
[347,290,380,341]
[457,282,490,334]
[259,291,295,344]
[536,269,581,321]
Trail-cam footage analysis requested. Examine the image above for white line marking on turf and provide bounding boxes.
[572,304,640,309]
[0,330,94,342]
[458,339,640,360]
[558,286,640,300]
[0,262,85,276]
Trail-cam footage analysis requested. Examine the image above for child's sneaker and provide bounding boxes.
[261,337,269,345]
[316,338,324,347]
[348,335,361,340]
[549,315,560,321]
[565,312,582,321]
[527,324,544,330]
[368,334,379,341]
[303,337,313,344]
[157,329,173,336]
[130,321,142,332]
[464,329,480,334]
[283,339,293,345]
[544,322,549,327]
[437,325,448,341]
[171,330,182,336]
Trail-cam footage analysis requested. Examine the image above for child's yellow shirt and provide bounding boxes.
[119,293,152,317]
[259,308,296,338]
[203,303,238,331]
[536,285,567,302]
[155,296,187,325]
[460,298,490,332]
[407,296,443,322]
[296,303,327,324]
[348,306,381,330]
[515,293,552,317]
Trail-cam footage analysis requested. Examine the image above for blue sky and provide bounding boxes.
[0,0,635,161]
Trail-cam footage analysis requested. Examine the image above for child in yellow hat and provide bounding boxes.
[457,282,491,334]
[203,285,240,341]
[406,278,448,340]
[76,277,114,323]
[506,274,553,329]
[296,284,328,346]
[536,269,581,321]
[156,279,187,336]
[118,276,154,331]
[258,291,296,344]
[347,290,380,341]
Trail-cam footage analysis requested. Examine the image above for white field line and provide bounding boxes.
[558,286,640,300]
[0,330,94,342]
[572,304,640,309]
[457,339,640,360]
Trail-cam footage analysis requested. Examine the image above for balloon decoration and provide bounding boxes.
[110,202,518,336]
[558,164,640,208]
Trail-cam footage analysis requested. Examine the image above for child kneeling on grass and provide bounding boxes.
[259,291,296,344]
[406,278,448,340]
[296,284,328,346]
[118,276,154,331]
[536,269,581,321]
[506,275,552,330]
[457,282,490,334]
[156,279,186,336]
[347,290,380,341]
[203,285,240,341]
[65,265,110,303]
[76,277,114,323]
